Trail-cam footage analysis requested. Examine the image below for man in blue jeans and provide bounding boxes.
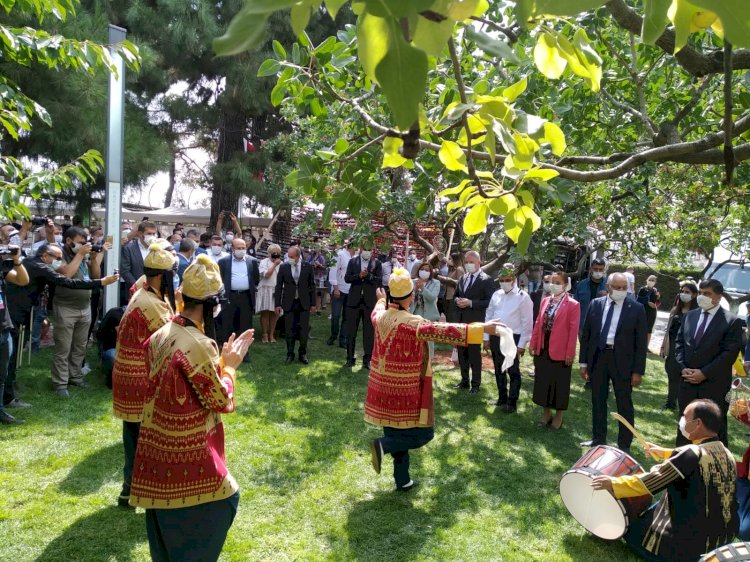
[327,242,354,347]
[96,306,125,388]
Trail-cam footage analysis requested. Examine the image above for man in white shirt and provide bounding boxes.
[484,265,533,412]
[217,238,259,350]
[624,266,636,295]
[328,241,354,347]
[405,249,420,278]
[208,235,228,263]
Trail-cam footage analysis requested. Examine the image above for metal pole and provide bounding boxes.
[104,24,127,312]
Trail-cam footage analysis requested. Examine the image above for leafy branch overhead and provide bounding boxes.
[216,0,750,253]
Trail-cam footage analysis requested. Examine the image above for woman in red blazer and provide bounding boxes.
[530,271,580,430]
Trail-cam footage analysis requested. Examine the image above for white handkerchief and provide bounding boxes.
[495,324,517,372]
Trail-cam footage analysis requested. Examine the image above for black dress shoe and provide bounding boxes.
[344,358,356,368]
[299,354,309,364]
[285,354,295,364]
[0,411,24,424]
[469,387,480,394]
[362,360,371,370]
[326,336,336,346]
[488,398,507,406]
[453,382,470,390]
[502,403,517,413]
[584,381,592,390]
[338,342,347,349]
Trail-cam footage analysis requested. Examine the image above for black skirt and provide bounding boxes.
[532,332,572,410]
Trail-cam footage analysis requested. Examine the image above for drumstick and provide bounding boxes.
[611,412,650,451]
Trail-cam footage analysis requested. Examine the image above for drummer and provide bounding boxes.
[591,399,737,562]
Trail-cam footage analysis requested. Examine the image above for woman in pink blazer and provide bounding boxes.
[530,271,580,430]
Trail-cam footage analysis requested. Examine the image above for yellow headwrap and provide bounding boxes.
[182,254,223,300]
[389,267,414,299]
[144,242,177,271]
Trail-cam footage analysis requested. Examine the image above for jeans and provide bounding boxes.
[0,329,13,414]
[380,426,435,488]
[31,305,46,350]
[100,347,116,388]
[121,421,140,497]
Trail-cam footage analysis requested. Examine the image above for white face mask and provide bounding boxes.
[71,242,82,253]
[678,416,692,439]
[464,263,476,274]
[550,284,564,296]
[143,234,156,246]
[440,266,449,275]
[418,270,430,280]
[290,258,299,266]
[500,282,513,293]
[9,234,21,245]
[361,250,372,261]
[610,289,627,303]
[234,249,246,260]
[696,294,715,310]
[211,246,222,256]
[54,234,63,244]
[591,271,604,280]
[225,233,234,242]
[679,293,693,303]
[542,282,552,294]
[409,254,416,260]
[391,258,398,265]
[51,259,63,271]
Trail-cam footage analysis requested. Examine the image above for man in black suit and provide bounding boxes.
[453,250,496,393]
[674,278,742,445]
[344,241,382,370]
[120,221,157,305]
[275,245,315,364]
[217,237,260,348]
[579,272,647,453]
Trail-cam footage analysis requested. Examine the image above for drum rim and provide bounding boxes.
[560,468,631,540]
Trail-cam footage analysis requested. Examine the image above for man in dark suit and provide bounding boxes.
[344,241,382,370]
[218,237,260,348]
[453,250,496,393]
[579,272,647,453]
[275,245,315,364]
[120,221,157,305]
[674,278,742,445]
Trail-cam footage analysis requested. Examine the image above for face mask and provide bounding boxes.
[464,263,476,274]
[361,251,372,261]
[50,259,63,271]
[647,280,656,287]
[234,249,246,260]
[440,266,449,275]
[696,294,715,310]
[610,289,627,303]
[290,258,299,266]
[591,271,604,280]
[550,284,564,296]
[500,282,513,293]
[71,242,82,253]
[211,246,222,256]
[543,282,552,294]
[225,234,234,243]
[679,293,693,303]
[678,416,692,440]
[122,229,131,238]
[409,254,416,260]
[143,234,156,246]
[391,259,398,265]
[418,270,430,280]
[54,234,63,244]
[9,234,21,245]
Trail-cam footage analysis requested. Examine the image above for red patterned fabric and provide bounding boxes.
[112,288,173,422]
[364,301,484,428]
[129,316,238,509]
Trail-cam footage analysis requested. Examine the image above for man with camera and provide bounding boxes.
[0,244,29,424]
[120,221,158,305]
[52,227,112,397]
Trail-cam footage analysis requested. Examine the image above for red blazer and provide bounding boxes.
[530,294,580,361]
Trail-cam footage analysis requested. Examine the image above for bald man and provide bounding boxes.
[579,272,647,453]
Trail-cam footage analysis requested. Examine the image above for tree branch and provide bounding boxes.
[723,41,735,184]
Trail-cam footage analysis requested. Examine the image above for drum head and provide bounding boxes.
[700,542,750,561]
[560,470,627,540]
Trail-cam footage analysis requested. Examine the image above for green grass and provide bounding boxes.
[1,315,745,561]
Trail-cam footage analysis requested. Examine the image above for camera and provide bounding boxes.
[88,239,104,253]
[0,246,20,257]
[31,216,49,227]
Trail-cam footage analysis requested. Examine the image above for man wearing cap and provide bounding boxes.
[130,254,253,561]
[111,242,178,508]
[365,268,501,491]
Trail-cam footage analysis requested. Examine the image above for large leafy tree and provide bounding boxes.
[0,0,139,219]
[212,0,750,263]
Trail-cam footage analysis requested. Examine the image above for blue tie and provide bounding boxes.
[598,301,616,350]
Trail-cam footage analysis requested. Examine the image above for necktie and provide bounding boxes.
[293,263,299,283]
[464,274,474,293]
[695,311,710,344]
[598,300,616,350]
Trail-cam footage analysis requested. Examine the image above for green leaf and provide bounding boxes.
[439,140,468,172]
[335,138,350,154]
[382,136,409,168]
[517,190,535,208]
[524,167,560,181]
[487,194,517,215]
[272,40,287,59]
[502,77,527,103]
[366,0,434,18]
[213,10,269,56]
[357,11,391,83]
[690,0,750,49]
[465,27,520,65]
[533,32,567,79]
[291,1,312,36]
[325,0,349,19]
[532,0,606,16]
[270,82,287,106]
[484,123,496,166]
[257,58,280,77]
[374,20,428,129]
[542,121,566,156]
[438,179,471,198]
[447,0,480,21]
[413,14,454,56]
[516,218,534,254]
[642,0,671,45]
[464,202,490,235]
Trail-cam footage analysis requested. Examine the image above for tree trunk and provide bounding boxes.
[164,153,176,208]
[210,110,245,230]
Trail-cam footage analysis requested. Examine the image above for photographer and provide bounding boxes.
[51,227,112,397]
[0,245,29,425]
[214,211,241,240]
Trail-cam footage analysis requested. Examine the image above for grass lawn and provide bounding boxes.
[1,314,746,561]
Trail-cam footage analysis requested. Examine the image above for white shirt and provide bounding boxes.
[230,257,250,291]
[209,250,228,263]
[381,260,393,286]
[460,272,477,293]
[601,297,624,346]
[335,249,352,294]
[624,271,635,294]
[484,285,533,346]
[139,240,150,261]
[694,304,721,337]
[259,257,279,288]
